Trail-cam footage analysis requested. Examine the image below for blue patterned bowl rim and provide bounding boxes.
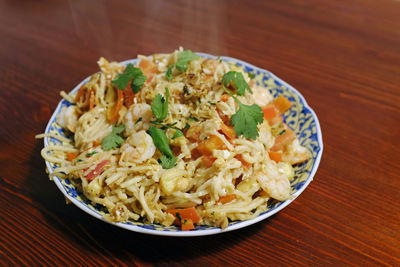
[43,52,323,237]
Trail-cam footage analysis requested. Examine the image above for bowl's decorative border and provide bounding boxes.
[43,53,323,237]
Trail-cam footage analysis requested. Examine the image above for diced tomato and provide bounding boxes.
[218,194,236,204]
[181,219,195,231]
[85,160,110,181]
[201,155,217,167]
[262,106,279,119]
[220,123,236,140]
[196,135,226,156]
[66,153,79,161]
[272,96,293,114]
[268,151,282,163]
[166,207,200,230]
[262,105,283,126]
[271,125,296,151]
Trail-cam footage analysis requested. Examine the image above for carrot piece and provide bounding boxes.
[89,89,95,110]
[85,160,110,181]
[272,96,293,114]
[218,194,236,204]
[220,123,236,140]
[107,89,124,124]
[75,85,86,102]
[262,105,284,126]
[201,155,217,167]
[66,153,79,161]
[123,87,135,107]
[268,151,282,163]
[262,106,279,119]
[196,135,226,156]
[166,207,201,229]
[234,155,251,170]
[181,219,195,231]
[271,125,296,151]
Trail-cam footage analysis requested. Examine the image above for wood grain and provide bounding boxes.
[1,0,399,265]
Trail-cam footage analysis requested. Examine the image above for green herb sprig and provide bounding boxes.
[102,124,126,151]
[166,50,200,80]
[222,71,252,96]
[223,84,263,140]
[147,88,179,169]
[112,64,147,93]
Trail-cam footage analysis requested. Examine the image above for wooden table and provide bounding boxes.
[1,0,399,265]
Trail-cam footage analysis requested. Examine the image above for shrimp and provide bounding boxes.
[256,163,291,201]
[123,103,153,135]
[282,139,311,165]
[56,105,79,133]
[258,121,274,149]
[202,59,229,80]
[251,85,273,108]
[120,130,156,163]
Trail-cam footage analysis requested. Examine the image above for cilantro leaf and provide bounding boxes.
[112,64,136,90]
[159,155,177,169]
[222,71,252,96]
[131,72,147,93]
[102,124,126,151]
[230,102,263,140]
[112,64,147,92]
[172,129,183,139]
[151,88,169,122]
[147,126,177,169]
[147,126,174,158]
[175,50,200,72]
[165,50,199,80]
[166,64,174,81]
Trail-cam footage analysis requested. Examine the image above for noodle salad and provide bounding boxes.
[38,48,311,230]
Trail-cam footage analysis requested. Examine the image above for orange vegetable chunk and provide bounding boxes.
[272,96,293,114]
[271,125,296,151]
[196,135,226,156]
[166,207,201,225]
[218,194,237,204]
[220,123,236,140]
[66,153,79,161]
[181,219,195,231]
[268,151,282,163]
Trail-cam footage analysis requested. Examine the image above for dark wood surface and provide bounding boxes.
[1,0,399,265]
